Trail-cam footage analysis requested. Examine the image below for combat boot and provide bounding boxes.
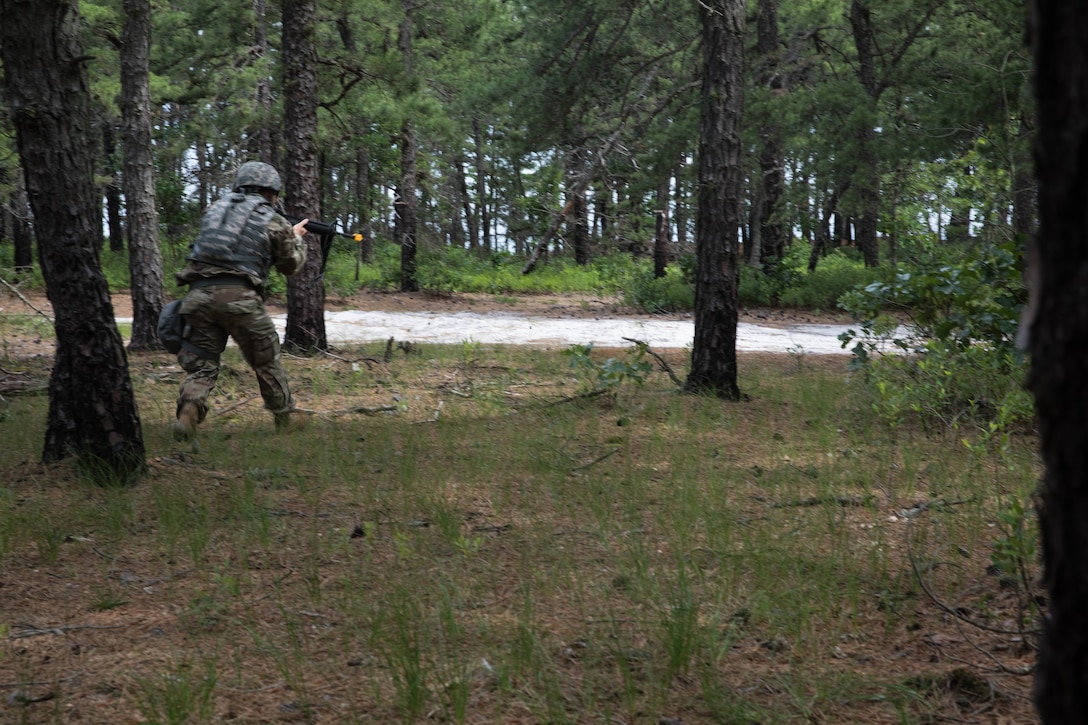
[173,401,200,441]
[274,409,309,433]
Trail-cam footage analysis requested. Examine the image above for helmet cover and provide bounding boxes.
[233,161,282,192]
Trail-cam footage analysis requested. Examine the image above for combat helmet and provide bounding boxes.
[233,161,282,193]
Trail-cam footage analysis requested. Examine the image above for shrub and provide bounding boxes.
[839,240,1032,437]
[622,265,694,313]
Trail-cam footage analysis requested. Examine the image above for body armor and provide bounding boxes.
[187,192,276,282]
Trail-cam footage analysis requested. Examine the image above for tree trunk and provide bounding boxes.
[120,0,166,351]
[849,0,880,267]
[568,144,591,266]
[396,115,419,292]
[1028,2,1088,721]
[0,0,145,482]
[101,116,125,253]
[394,2,419,292]
[1012,113,1035,244]
[684,0,744,400]
[473,119,490,253]
[10,167,34,271]
[356,136,373,264]
[457,157,477,251]
[653,176,670,279]
[282,0,327,352]
[253,0,275,164]
[754,0,786,263]
[674,159,687,252]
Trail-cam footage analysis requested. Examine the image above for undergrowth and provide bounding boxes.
[0,336,1042,724]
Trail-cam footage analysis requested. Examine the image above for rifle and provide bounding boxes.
[283,214,352,239]
[283,214,363,272]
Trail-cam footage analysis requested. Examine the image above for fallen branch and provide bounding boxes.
[0,275,54,325]
[571,448,618,473]
[294,404,398,417]
[770,494,873,509]
[10,623,124,640]
[622,337,683,387]
[215,395,260,416]
[542,388,612,408]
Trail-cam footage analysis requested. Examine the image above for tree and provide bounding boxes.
[0,0,145,482]
[747,0,786,268]
[683,0,744,400]
[282,0,328,352]
[121,0,166,351]
[1028,1,1088,720]
[394,0,420,292]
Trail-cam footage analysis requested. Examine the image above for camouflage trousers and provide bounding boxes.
[175,283,293,422]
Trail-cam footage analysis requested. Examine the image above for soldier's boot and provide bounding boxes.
[274,409,309,433]
[172,402,200,441]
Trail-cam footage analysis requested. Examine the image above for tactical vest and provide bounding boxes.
[187,192,275,281]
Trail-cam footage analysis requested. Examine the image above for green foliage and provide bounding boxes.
[621,264,694,313]
[562,343,653,392]
[738,245,879,310]
[131,657,218,725]
[839,240,1032,436]
[839,239,1026,355]
[849,341,1032,434]
[990,496,1038,591]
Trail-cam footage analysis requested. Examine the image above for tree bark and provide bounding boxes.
[9,166,34,271]
[282,0,327,352]
[473,119,490,253]
[120,0,166,351]
[1029,2,1088,720]
[849,0,881,267]
[395,2,419,292]
[0,0,145,482]
[568,143,591,266]
[653,176,670,279]
[684,0,744,400]
[101,116,125,253]
[754,0,786,264]
[396,115,419,291]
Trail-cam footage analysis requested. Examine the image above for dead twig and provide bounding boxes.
[770,494,873,509]
[622,337,682,387]
[0,275,54,325]
[215,396,260,416]
[543,388,612,408]
[294,404,398,417]
[10,623,124,640]
[571,448,618,472]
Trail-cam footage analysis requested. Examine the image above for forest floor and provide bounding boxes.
[0,287,1039,725]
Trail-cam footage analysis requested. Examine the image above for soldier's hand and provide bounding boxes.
[292,218,310,237]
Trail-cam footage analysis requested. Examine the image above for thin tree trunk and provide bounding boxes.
[458,157,477,250]
[283,0,327,351]
[754,0,786,263]
[120,0,166,351]
[684,0,744,400]
[254,0,275,163]
[356,136,373,264]
[473,119,490,253]
[101,116,125,253]
[0,0,145,481]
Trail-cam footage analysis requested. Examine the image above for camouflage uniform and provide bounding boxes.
[173,173,306,427]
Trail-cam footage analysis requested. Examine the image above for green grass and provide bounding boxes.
[0,340,1041,723]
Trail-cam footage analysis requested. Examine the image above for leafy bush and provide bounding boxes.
[839,240,1032,436]
[621,265,694,313]
[778,252,881,310]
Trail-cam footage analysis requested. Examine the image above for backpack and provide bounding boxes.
[157,300,218,360]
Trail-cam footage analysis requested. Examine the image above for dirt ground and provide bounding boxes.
[0,286,1039,724]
